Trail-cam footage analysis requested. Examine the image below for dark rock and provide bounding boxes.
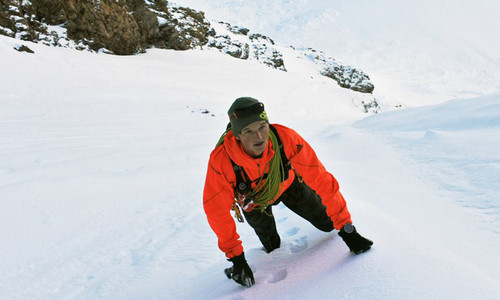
[63,0,143,54]
[160,6,211,50]
[14,44,34,53]
[206,23,286,71]
[361,99,379,113]
[207,35,250,59]
[132,5,160,45]
[322,65,375,94]
[32,0,66,25]
[249,33,274,45]
[0,0,212,54]
[308,49,375,94]
[0,0,16,37]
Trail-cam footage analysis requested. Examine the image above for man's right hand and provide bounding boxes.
[225,252,255,287]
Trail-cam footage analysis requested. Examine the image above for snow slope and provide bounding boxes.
[1,0,500,298]
[1,33,499,299]
[173,0,500,107]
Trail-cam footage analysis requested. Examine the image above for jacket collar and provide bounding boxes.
[223,130,275,168]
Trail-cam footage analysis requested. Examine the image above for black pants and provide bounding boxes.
[242,177,334,252]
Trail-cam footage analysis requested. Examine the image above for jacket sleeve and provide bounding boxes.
[203,150,243,258]
[280,125,352,230]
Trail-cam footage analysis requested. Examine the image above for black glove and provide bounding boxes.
[224,252,255,287]
[338,225,373,254]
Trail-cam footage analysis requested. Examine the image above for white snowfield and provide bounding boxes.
[1,0,499,299]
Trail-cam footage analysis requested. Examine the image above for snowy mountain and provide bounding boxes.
[174,0,500,107]
[1,0,499,299]
[1,0,377,111]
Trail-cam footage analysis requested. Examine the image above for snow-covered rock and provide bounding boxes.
[0,0,377,100]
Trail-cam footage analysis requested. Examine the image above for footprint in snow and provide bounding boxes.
[288,236,308,253]
[285,227,300,237]
[266,268,288,284]
[277,216,288,223]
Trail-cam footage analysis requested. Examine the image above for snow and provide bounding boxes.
[173,0,500,108]
[157,16,168,27]
[1,1,499,299]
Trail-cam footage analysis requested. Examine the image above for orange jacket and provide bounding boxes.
[203,124,352,258]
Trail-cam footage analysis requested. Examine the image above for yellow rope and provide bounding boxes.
[215,127,286,216]
[248,130,285,213]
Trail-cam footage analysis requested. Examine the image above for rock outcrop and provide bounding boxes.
[206,22,286,71]
[0,0,377,105]
[0,0,210,53]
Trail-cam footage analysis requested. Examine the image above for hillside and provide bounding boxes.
[1,0,499,299]
[0,0,377,107]
[174,0,500,107]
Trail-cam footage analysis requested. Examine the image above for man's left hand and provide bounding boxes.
[338,225,373,254]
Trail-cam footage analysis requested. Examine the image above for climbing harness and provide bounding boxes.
[215,124,292,222]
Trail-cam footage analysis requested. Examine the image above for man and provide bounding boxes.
[203,97,373,287]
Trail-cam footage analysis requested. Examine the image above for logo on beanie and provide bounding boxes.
[260,111,268,120]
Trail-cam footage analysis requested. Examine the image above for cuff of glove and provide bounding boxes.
[229,252,247,265]
[338,223,357,236]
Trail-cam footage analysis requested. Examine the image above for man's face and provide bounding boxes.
[236,121,270,158]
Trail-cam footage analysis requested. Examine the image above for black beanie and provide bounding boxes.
[228,97,269,137]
